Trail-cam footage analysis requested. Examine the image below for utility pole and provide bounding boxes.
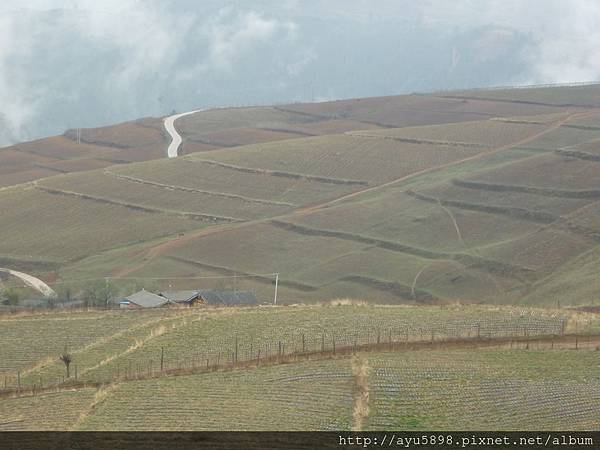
[273,273,279,305]
[77,128,81,145]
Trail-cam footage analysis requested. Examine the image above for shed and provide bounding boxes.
[197,290,258,307]
[159,290,201,306]
[121,290,169,308]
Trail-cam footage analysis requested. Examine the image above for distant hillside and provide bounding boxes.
[1,84,600,307]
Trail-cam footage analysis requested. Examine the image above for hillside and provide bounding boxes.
[1,84,600,307]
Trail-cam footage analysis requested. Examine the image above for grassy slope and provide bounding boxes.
[1,85,600,306]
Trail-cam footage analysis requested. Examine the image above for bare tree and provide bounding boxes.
[59,348,73,378]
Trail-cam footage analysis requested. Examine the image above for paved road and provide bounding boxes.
[163,110,203,158]
[0,268,56,297]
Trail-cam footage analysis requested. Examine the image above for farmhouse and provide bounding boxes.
[159,290,201,306]
[119,289,258,308]
[120,290,170,309]
[160,290,258,307]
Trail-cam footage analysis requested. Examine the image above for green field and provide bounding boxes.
[2,344,598,431]
[0,305,581,387]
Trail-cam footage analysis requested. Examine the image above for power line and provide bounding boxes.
[3,273,281,287]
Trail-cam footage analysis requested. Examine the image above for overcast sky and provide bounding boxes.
[1,0,599,146]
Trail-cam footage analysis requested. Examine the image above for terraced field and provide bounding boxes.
[77,359,354,431]
[279,95,567,127]
[193,134,489,185]
[366,348,600,430]
[0,187,201,263]
[348,119,548,147]
[0,310,176,376]
[1,305,575,388]
[3,343,598,431]
[441,84,600,107]
[38,171,292,222]
[0,388,97,430]
[106,157,361,206]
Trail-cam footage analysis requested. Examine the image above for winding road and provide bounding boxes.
[0,268,56,298]
[163,110,203,158]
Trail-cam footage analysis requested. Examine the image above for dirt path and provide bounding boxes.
[114,111,593,277]
[351,356,370,431]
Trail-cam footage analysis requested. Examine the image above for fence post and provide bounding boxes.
[160,347,164,372]
[321,333,325,353]
[17,371,20,392]
[477,324,481,339]
[257,349,261,366]
[575,335,579,350]
[235,335,239,365]
[377,330,381,345]
[74,365,78,381]
[302,334,306,353]
[332,334,336,355]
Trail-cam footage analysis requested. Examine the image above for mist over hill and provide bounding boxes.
[2,0,599,146]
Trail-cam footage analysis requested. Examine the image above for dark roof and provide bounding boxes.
[123,290,169,308]
[159,291,200,303]
[198,290,258,306]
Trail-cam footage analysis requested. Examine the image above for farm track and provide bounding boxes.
[272,106,396,129]
[113,111,590,278]
[3,332,598,401]
[452,179,600,199]
[63,131,131,149]
[562,123,600,131]
[12,146,70,161]
[166,256,318,292]
[35,186,241,223]
[406,190,558,224]
[191,159,369,186]
[347,132,488,149]
[339,275,438,303]
[32,164,68,174]
[188,137,236,148]
[436,95,600,109]
[104,171,295,207]
[258,127,317,137]
[555,149,600,162]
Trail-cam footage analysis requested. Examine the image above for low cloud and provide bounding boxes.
[0,1,599,146]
